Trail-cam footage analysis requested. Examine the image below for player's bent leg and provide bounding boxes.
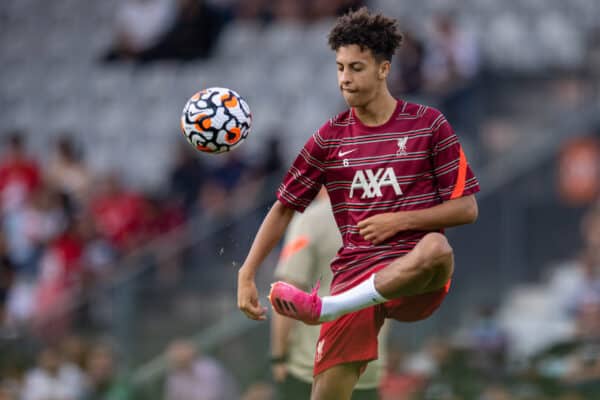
[374,232,453,299]
[311,361,364,400]
[316,233,453,322]
[269,233,453,324]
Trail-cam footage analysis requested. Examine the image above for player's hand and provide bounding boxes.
[357,213,403,245]
[237,273,267,321]
[272,363,288,383]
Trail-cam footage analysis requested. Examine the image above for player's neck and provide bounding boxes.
[353,89,397,127]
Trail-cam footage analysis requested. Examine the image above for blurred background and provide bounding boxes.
[0,0,599,399]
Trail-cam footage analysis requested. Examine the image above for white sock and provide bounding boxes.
[319,274,388,322]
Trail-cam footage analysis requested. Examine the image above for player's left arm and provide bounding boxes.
[358,195,478,244]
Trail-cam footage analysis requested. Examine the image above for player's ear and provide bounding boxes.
[378,60,391,80]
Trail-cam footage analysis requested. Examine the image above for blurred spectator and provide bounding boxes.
[164,338,239,400]
[391,31,425,96]
[103,0,177,62]
[89,174,148,253]
[141,195,185,240]
[46,136,92,210]
[79,212,118,281]
[245,135,286,208]
[81,342,134,400]
[564,302,600,385]
[141,195,185,287]
[569,204,600,325]
[0,234,16,332]
[210,152,248,193]
[479,118,519,161]
[32,217,85,341]
[189,148,259,225]
[424,13,480,94]
[529,204,600,394]
[189,176,238,266]
[138,0,228,62]
[557,136,600,206]
[258,136,285,180]
[76,213,119,329]
[424,13,480,138]
[551,76,588,111]
[403,338,457,399]
[569,205,600,358]
[10,185,69,274]
[21,346,87,400]
[4,276,36,331]
[169,143,207,215]
[212,151,267,213]
[60,335,90,371]
[194,179,229,224]
[379,344,426,400]
[0,133,41,215]
[463,305,508,376]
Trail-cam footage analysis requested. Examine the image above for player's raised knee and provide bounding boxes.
[419,233,453,262]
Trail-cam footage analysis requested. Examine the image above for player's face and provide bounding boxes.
[336,45,389,107]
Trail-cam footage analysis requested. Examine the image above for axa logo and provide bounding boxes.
[349,167,402,199]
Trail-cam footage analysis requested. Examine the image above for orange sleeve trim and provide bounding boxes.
[450,148,467,200]
[279,236,310,262]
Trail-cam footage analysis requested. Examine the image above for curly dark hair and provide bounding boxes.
[328,7,403,62]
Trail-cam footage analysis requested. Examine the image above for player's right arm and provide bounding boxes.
[239,128,327,320]
[238,200,295,320]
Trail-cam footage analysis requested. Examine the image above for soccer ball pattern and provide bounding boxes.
[180,87,252,154]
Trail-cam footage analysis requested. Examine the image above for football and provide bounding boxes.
[180,87,252,154]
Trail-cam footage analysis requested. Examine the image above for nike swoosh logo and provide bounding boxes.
[338,149,357,157]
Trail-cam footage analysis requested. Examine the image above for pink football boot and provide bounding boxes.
[268,281,322,325]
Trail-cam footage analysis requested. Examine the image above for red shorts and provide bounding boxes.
[313,280,451,377]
